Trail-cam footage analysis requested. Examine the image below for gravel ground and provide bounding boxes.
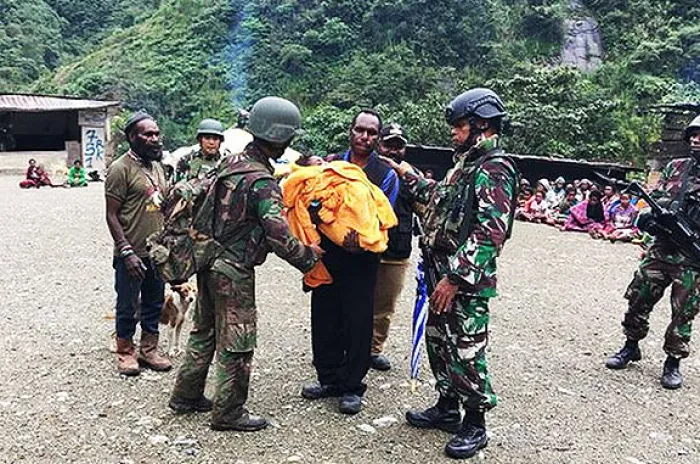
[1,175,699,464]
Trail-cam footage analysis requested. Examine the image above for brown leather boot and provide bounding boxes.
[116,338,140,376]
[138,332,172,371]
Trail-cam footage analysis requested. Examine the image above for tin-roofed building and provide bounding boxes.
[0,93,120,175]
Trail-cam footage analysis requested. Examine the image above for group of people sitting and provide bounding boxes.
[515,176,645,243]
[19,158,95,189]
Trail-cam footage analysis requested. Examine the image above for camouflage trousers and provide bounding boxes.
[426,295,497,412]
[171,269,257,423]
[623,254,700,358]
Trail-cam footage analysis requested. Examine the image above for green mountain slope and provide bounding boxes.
[31,0,238,147]
[5,0,700,161]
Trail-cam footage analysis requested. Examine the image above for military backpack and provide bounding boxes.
[147,155,273,283]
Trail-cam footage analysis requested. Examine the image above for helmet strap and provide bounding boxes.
[691,146,700,162]
[463,116,487,149]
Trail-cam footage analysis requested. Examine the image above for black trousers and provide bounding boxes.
[311,236,379,396]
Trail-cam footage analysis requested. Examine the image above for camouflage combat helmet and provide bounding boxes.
[445,88,507,126]
[197,118,225,139]
[247,97,303,144]
[685,115,700,142]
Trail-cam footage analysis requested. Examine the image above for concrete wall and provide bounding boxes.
[0,151,70,177]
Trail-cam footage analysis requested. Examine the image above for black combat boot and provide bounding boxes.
[444,410,489,459]
[406,396,462,433]
[660,356,683,390]
[605,340,641,369]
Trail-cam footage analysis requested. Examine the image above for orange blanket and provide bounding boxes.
[282,161,398,287]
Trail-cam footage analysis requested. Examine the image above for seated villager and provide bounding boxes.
[547,176,566,205]
[599,193,638,242]
[19,159,54,188]
[67,159,88,187]
[546,188,578,226]
[576,178,592,201]
[601,184,619,213]
[518,178,531,201]
[561,189,607,233]
[535,178,550,199]
[519,190,551,223]
[515,186,533,220]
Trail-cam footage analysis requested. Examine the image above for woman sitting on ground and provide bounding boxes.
[19,159,54,189]
[598,193,638,242]
[561,190,608,233]
[547,188,579,226]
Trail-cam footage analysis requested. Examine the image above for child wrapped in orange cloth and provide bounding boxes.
[282,156,398,287]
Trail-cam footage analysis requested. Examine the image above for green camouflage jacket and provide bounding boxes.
[176,148,227,182]
[647,157,700,266]
[204,143,318,281]
[404,136,517,298]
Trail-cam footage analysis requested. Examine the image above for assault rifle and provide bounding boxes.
[595,173,700,262]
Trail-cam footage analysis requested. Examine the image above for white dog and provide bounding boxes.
[160,282,197,357]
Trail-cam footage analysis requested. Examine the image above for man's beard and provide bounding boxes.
[131,139,163,162]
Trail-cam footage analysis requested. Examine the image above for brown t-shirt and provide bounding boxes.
[105,152,167,258]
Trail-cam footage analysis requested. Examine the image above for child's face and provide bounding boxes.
[308,156,324,166]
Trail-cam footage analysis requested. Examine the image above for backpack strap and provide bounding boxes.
[456,150,519,245]
[191,157,274,248]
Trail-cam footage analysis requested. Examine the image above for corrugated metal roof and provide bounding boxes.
[0,94,120,112]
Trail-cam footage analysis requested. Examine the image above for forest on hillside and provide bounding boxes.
[1,0,699,163]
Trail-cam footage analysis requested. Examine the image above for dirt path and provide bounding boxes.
[1,176,697,464]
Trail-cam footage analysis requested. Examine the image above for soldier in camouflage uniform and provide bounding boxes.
[175,119,229,182]
[606,115,700,390]
[384,88,516,459]
[168,98,323,431]
[385,88,517,460]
